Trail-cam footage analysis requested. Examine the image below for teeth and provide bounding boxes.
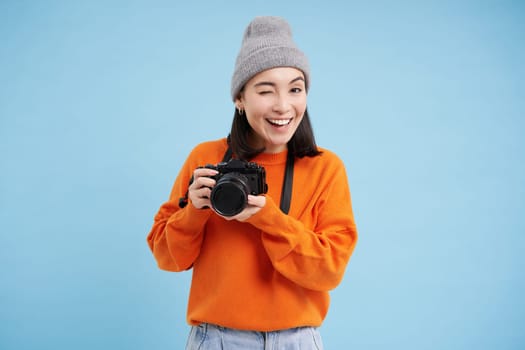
[268,119,291,126]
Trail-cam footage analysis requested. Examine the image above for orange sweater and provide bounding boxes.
[147,138,357,331]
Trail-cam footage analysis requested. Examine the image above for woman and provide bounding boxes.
[147,16,358,349]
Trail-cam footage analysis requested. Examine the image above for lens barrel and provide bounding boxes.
[210,173,249,217]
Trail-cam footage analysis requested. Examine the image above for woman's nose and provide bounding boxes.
[272,93,291,114]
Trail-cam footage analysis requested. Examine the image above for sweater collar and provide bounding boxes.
[251,150,288,165]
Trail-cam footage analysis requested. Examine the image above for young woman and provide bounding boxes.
[147,16,358,350]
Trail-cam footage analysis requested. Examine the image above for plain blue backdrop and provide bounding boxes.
[1,1,524,349]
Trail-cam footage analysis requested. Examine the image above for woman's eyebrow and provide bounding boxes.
[289,76,305,84]
[253,81,275,88]
[253,76,305,88]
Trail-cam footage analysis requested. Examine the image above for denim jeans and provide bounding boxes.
[185,323,324,350]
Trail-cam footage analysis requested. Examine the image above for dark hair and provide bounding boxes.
[228,108,322,161]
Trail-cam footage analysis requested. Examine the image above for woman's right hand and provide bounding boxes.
[187,167,218,209]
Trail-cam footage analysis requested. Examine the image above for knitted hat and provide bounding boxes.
[231,16,310,101]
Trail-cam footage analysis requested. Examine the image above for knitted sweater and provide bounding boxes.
[147,138,357,331]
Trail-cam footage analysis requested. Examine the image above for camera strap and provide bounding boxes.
[221,146,233,162]
[280,151,294,214]
[179,145,294,215]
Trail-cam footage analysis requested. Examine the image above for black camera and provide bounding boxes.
[203,159,268,217]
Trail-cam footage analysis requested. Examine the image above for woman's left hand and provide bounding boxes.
[218,195,266,222]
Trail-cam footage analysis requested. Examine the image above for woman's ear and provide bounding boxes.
[235,92,244,109]
[235,94,245,115]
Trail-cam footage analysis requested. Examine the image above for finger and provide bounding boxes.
[190,187,212,200]
[190,176,216,190]
[189,190,212,208]
[246,195,266,208]
[193,167,218,178]
[219,203,262,222]
[188,187,212,209]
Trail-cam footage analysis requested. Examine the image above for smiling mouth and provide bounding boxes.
[267,119,292,126]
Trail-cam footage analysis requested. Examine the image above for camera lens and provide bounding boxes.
[210,173,249,217]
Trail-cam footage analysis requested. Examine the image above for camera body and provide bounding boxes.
[203,159,268,217]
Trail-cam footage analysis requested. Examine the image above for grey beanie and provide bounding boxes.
[231,16,310,101]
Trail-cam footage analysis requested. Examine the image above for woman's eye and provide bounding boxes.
[258,91,272,95]
[290,87,303,93]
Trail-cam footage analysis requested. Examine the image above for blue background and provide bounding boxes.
[1,1,524,349]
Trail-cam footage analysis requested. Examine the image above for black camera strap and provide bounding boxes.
[280,151,294,214]
[179,145,294,215]
[221,146,233,163]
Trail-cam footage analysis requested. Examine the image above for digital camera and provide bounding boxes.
[203,159,268,217]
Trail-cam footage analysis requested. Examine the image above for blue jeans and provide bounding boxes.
[185,323,324,350]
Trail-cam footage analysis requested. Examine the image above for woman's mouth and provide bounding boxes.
[267,118,292,127]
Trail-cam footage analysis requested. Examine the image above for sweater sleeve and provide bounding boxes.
[246,157,358,292]
[146,145,217,272]
[147,196,212,271]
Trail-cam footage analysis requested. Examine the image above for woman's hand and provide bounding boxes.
[219,195,266,222]
[188,167,218,209]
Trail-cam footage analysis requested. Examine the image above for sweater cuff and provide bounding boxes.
[247,197,300,238]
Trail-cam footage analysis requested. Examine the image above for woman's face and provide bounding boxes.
[236,67,307,153]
